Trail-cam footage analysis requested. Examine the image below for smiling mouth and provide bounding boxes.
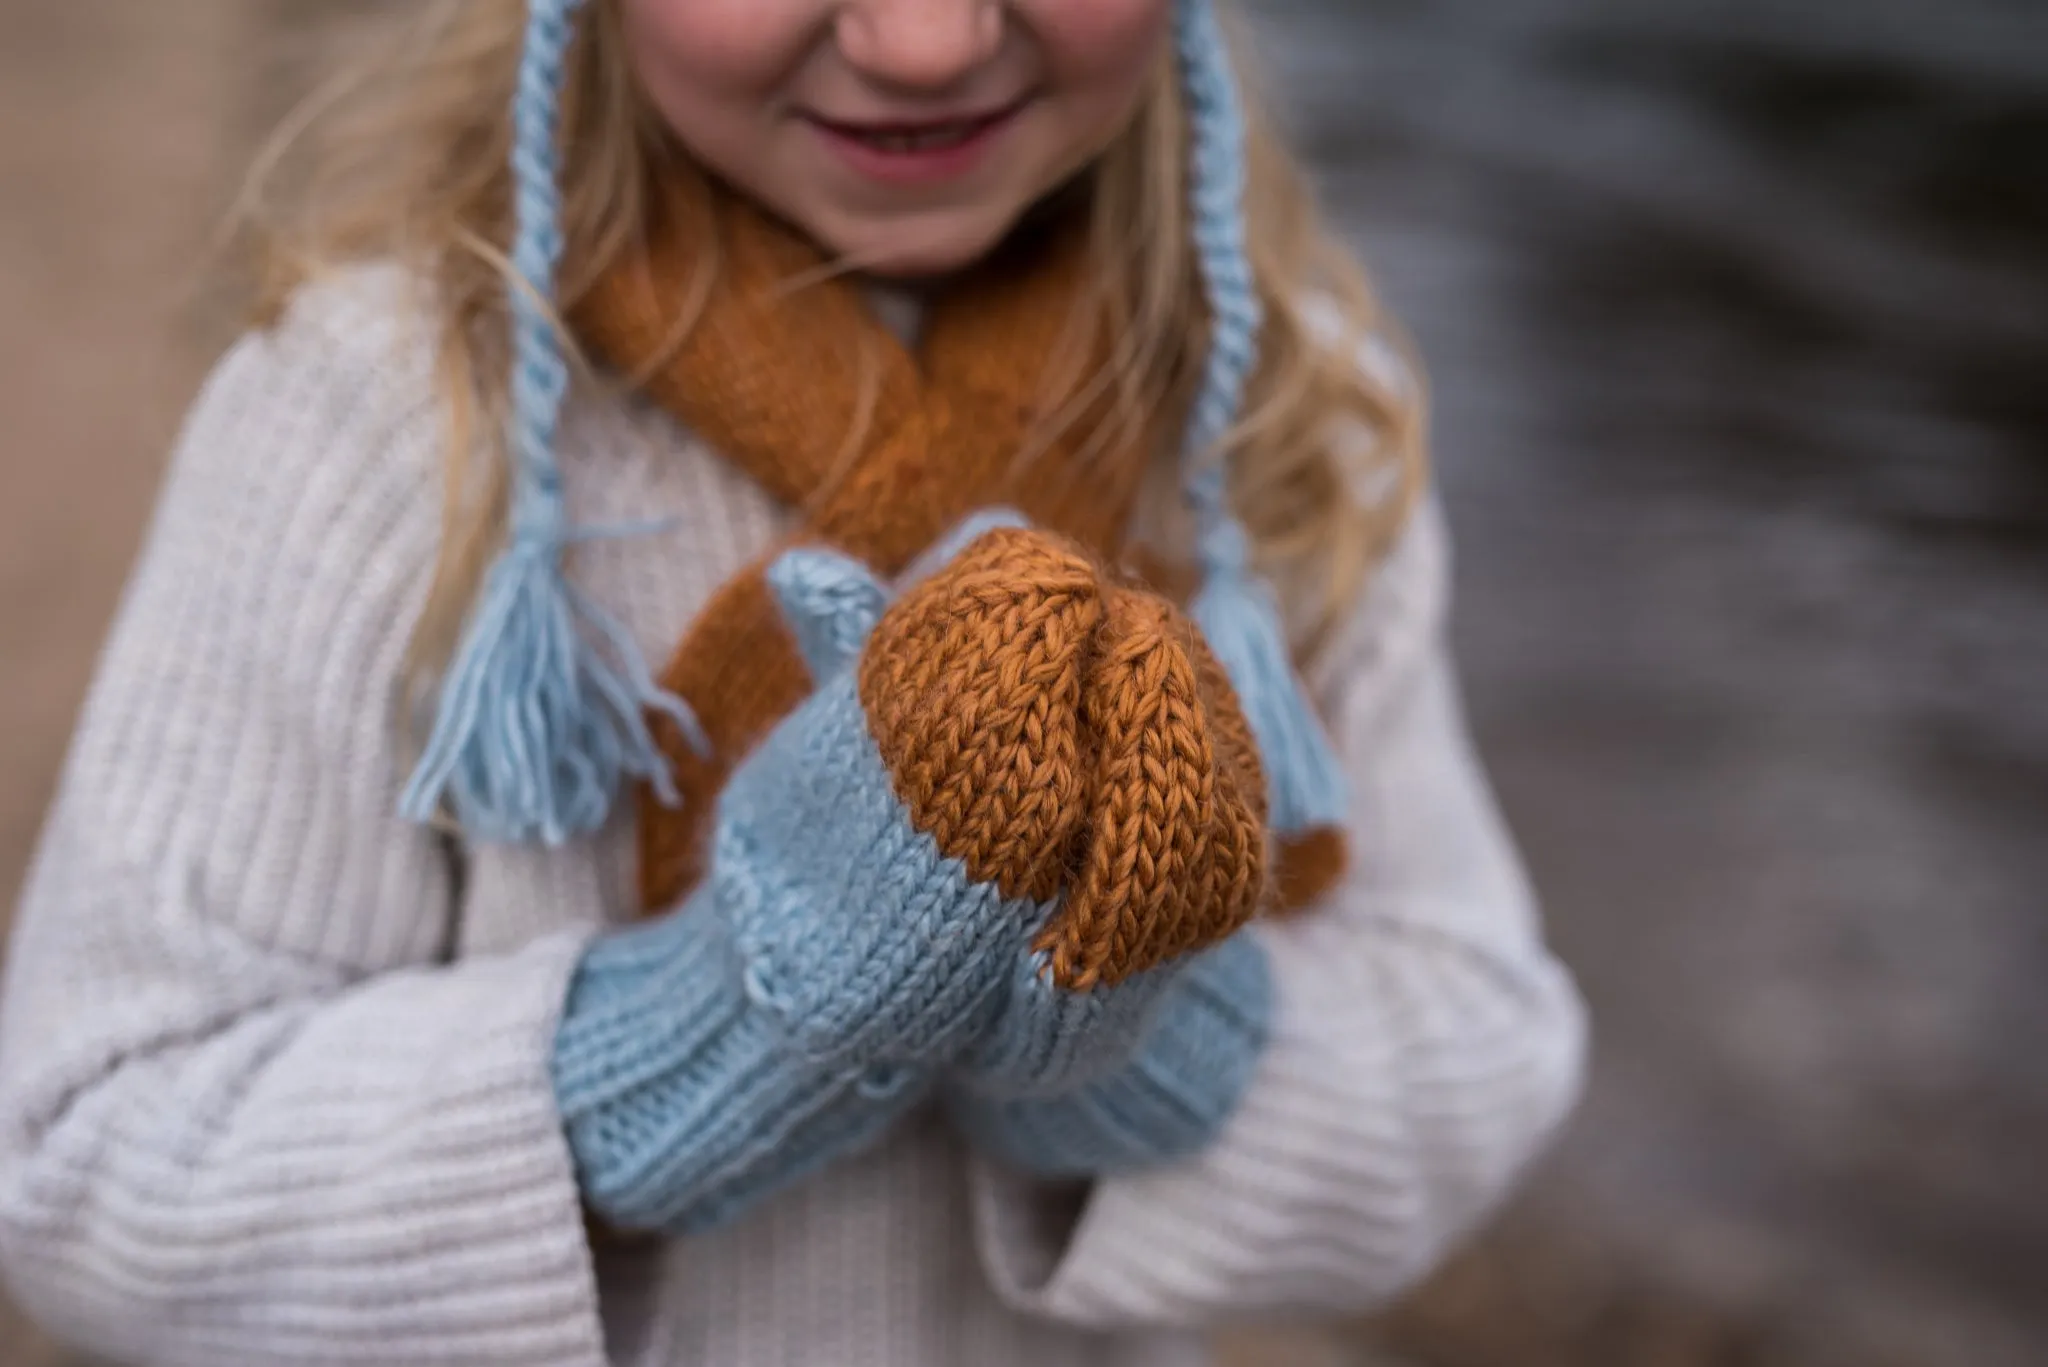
[808,102,1026,154]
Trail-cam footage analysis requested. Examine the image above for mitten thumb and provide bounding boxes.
[765,547,890,681]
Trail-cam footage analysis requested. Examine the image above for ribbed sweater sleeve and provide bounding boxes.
[969,500,1590,1326]
[0,275,607,1367]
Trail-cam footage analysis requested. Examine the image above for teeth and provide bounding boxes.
[858,123,977,153]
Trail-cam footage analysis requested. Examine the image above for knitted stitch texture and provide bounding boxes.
[570,187,1348,925]
[859,528,1268,988]
[553,524,1272,1228]
[399,0,693,845]
[946,931,1272,1176]
[0,273,1587,1367]
[552,540,1022,1234]
[552,688,1019,1233]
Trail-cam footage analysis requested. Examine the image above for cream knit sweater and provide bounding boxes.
[0,269,1585,1367]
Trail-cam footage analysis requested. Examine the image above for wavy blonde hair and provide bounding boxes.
[245,0,1425,685]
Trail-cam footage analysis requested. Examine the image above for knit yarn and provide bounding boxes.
[401,0,1349,917]
[861,526,1268,988]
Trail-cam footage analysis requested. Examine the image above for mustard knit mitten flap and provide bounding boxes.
[551,520,1276,1233]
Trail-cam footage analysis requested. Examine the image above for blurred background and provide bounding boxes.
[2,1,2042,1364]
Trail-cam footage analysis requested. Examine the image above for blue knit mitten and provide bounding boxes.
[945,933,1272,1177]
[892,525,1279,1178]
[550,543,1042,1236]
[553,519,1280,1229]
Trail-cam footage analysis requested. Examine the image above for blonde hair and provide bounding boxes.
[245,0,1426,687]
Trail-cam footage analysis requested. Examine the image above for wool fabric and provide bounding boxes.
[554,530,1275,1231]
[857,527,1269,987]
[0,269,1587,1367]
[571,189,1348,943]
[408,0,1351,864]
[947,931,1273,1175]
[574,189,1153,914]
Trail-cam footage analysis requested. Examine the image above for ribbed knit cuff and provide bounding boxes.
[551,900,930,1235]
[946,933,1272,1176]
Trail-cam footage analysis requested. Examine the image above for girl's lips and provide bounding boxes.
[805,101,1029,187]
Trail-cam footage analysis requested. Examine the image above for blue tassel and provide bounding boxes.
[400,531,703,845]
[399,0,703,844]
[1189,524,1349,835]
[1176,0,1346,834]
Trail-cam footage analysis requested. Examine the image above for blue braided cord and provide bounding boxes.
[506,0,578,540]
[1175,0,1347,834]
[1175,0,1264,577]
[400,0,705,845]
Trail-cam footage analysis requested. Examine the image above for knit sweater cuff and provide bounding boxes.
[945,933,1271,1177]
[551,901,930,1235]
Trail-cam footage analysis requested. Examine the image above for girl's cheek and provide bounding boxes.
[1023,0,1171,176]
[1027,0,1173,87]
[616,0,817,104]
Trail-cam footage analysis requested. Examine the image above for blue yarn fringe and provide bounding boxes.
[400,0,703,845]
[1176,0,1347,834]
[407,0,1338,844]
[1190,551,1349,836]
[400,535,703,845]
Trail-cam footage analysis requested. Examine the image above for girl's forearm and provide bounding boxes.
[0,930,608,1367]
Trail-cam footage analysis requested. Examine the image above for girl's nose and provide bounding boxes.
[835,0,1005,91]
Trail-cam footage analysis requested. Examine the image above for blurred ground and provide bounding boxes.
[1,2,2043,1366]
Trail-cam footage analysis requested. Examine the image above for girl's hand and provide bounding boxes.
[738,520,1273,1072]
[827,525,1277,1165]
[554,523,1066,1236]
[852,524,1279,1172]
[554,520,1274,1233]
[943,930,1273,1177]
[706,539,1041,1070]
[853,525,1271,987]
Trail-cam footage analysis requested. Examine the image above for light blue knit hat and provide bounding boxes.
[401,0,1346,846]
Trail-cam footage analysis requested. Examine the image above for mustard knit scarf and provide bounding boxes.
[573,188,1345,963]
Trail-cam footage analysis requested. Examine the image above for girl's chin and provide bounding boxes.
[798,202,1030,281]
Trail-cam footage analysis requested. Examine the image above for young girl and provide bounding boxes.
[0,1,1585,1364]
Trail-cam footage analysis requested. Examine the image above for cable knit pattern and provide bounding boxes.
[859,529,1268,989]
[0,271,1586,1367]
